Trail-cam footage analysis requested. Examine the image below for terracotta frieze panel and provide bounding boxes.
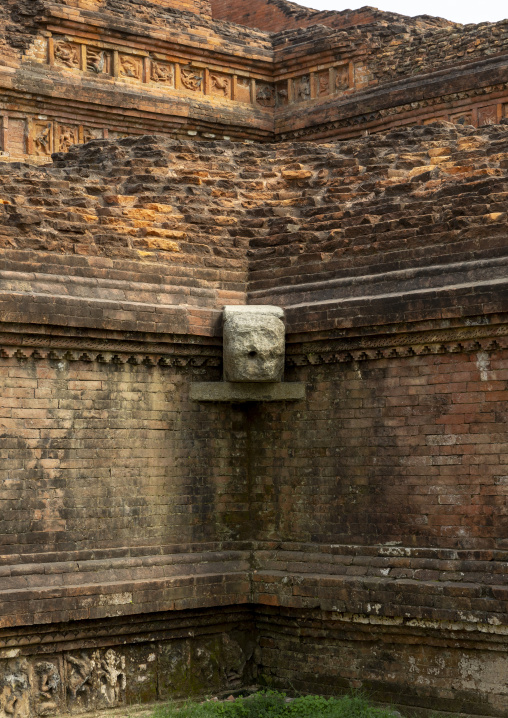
[150,60,175,86]
[333,63,351,93]
[209,72,231,99]
[451,110,473,126]
[65,654,95,714]
[255,82,274,107]
[277,84,508,140]
[0,660,30,718]
[31,121,53,157]
[41,35,361,113]
[29,661,63,717]
[316,69,331,98]
[86,47,112,75]
[477,104,499,126]
[56,124,79,153]
[0,624,253,716]
[118,54,143,81]
[180,66,204,92]
[290,63,352,103]
[94,651,126,709]
[53,39,81,70]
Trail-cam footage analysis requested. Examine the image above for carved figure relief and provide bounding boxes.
[0,662,29,718]
[31,662,61,715]
[57,125,78,152]
[192,645,217,687]
[86,47,108,74]
[276,81,289,106]
[294,75,310,102]
[180,67,203,92]
[210,73,230,98]
[119,55,142,80]
[33,123,52,157]
[220,635,246,688]
[317,70,330,97]
[94,650,126,707]
[477,105,498,126]
[54,41,80,69]
[151,61,175,86]
[65,654,94,712]
[451,112,472,126]
[256,83,275,108]
[236,77,251,103]
[335,64,350,92]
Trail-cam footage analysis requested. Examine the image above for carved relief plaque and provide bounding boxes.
[119,54,143,81]
[86,47,111,75]
[180,67,203,92]
[276,81,289,106]
[94,650,126,709]
[256,82,274,108]
[209,72,231,99]
[150,61,175,86]
[451,111,473,126]
[477,105,498,126]
[57,124,79,152]
[235,77,251,104]
[220,634,247,688]
[293,75,310,103]
[30,660,63,716]
[54,40,80,69]
[65,653,95,714]
[334,63,350,93]
[32,121,53,157]
[0,660,30,718]
[317,70,330,97]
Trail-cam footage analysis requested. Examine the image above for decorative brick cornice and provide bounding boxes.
[286,321,508,367]
[0,327,222,368]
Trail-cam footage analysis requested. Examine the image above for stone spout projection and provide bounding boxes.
[191,306,305,401]
[223,306,285,382]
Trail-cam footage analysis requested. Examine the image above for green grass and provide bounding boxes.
[153,690,397,718]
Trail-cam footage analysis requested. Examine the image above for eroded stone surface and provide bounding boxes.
[223,306,285,382]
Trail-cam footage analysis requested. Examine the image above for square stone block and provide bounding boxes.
[223,306,285,383]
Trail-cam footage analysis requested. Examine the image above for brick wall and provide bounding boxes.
[251,351,508,549]
[209,0,441,33]
[5,119,26,156]
[2,125,508,715]
[0,358,248,557]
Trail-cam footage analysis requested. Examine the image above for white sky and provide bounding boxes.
[295,0,507,24]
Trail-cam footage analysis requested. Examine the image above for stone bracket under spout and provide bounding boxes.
[190,305,306,402]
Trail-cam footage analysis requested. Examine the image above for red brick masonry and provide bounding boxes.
[1,121,508,714]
